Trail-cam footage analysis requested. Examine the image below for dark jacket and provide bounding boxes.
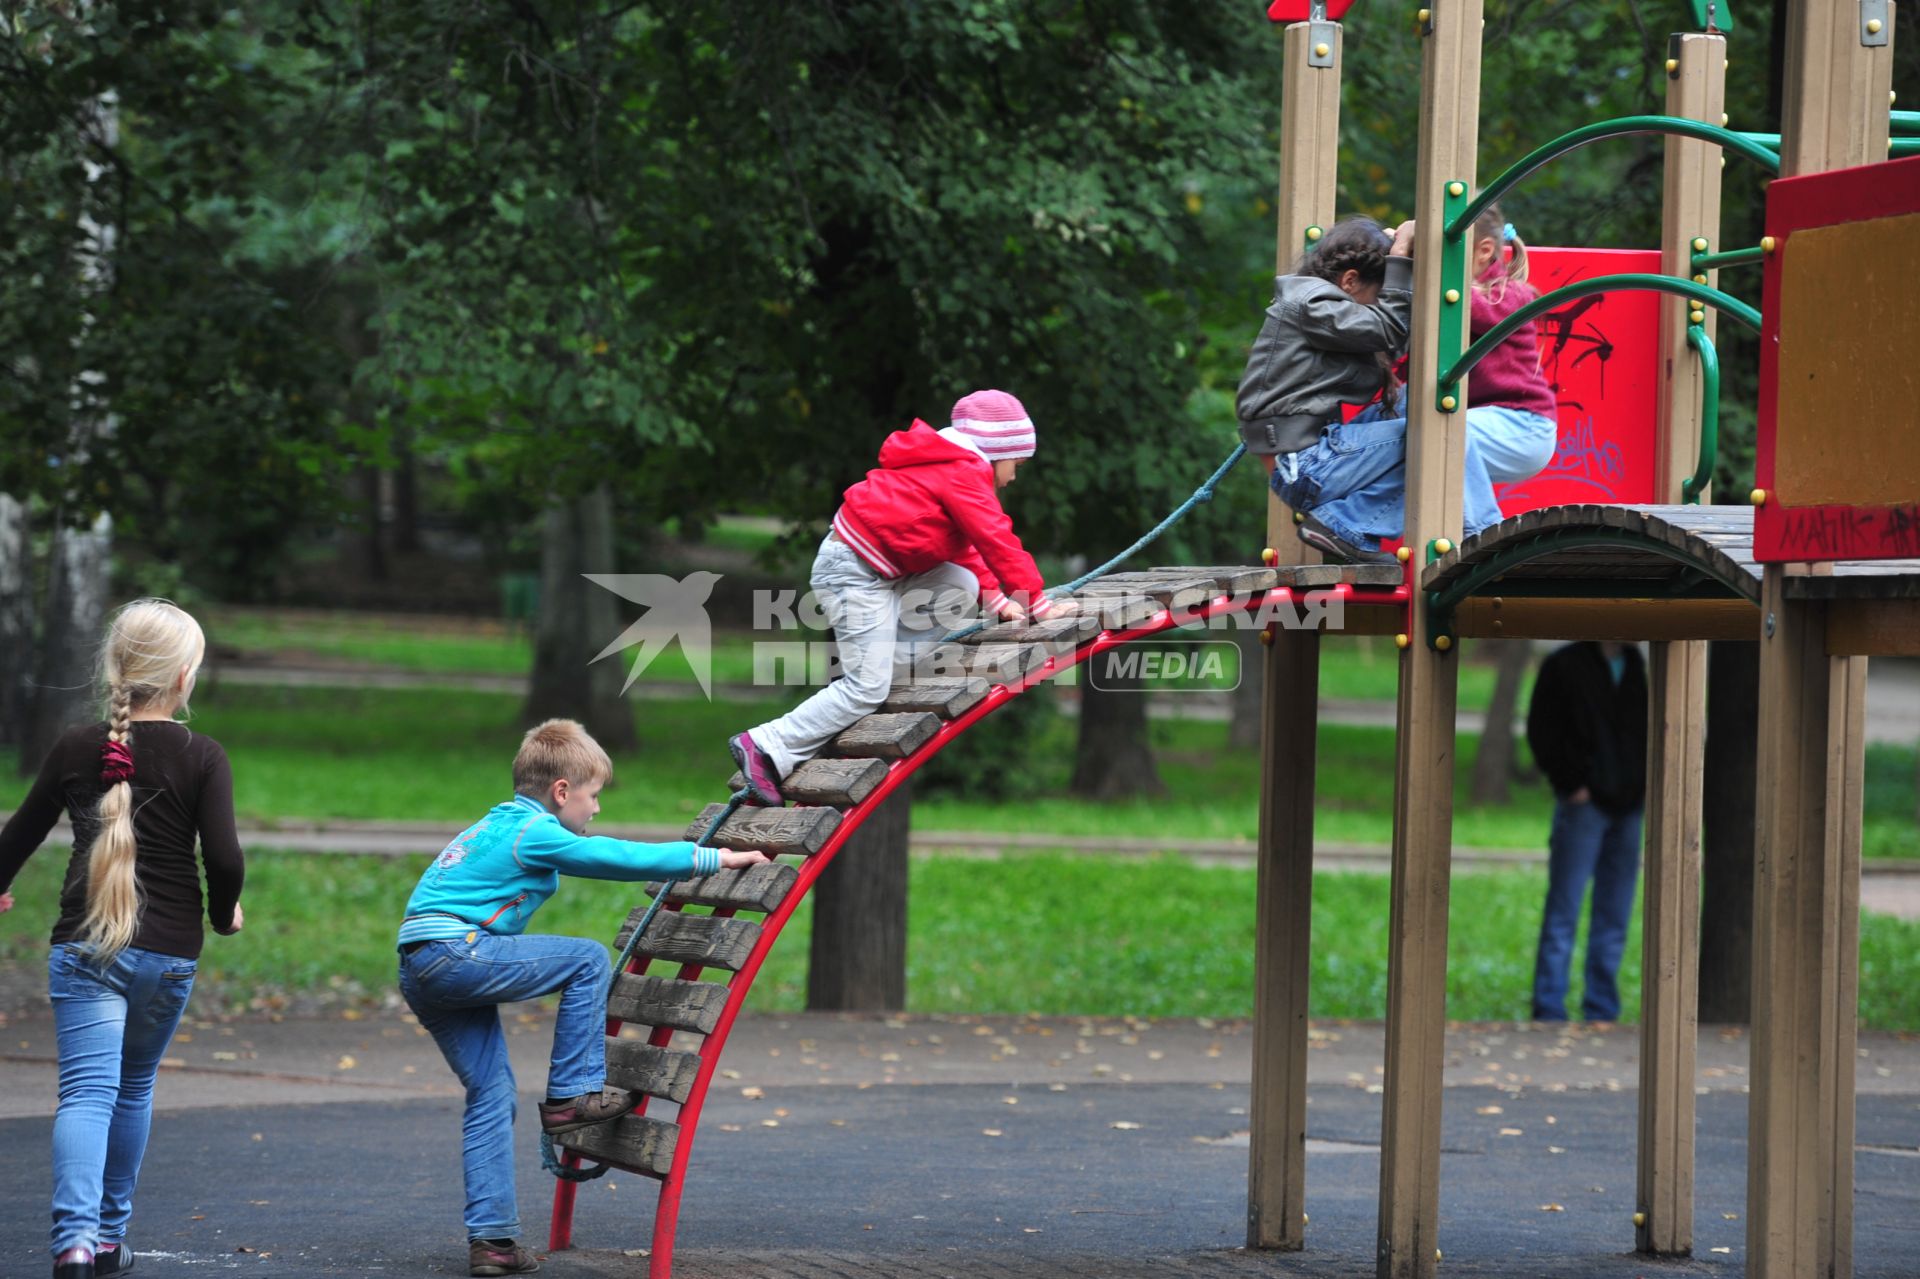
[1235,255,1415,457]
[1525,642,1649,815]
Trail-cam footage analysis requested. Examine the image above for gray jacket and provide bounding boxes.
[1234,255,1415,456]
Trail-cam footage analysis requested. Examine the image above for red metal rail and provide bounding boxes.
[550,580,1410,1274]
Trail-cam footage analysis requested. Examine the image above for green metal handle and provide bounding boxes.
[1891,111,1919,133]
[1682,324,1719,504]
[1691,245,1765,272]
[1742,128,1916,157]
[1439,274,1759,389]
[1446,116,1781,239]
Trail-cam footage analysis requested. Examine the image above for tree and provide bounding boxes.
[1470,640,1533,805]
[807,785,911,1012]
[1072,660,1167,800]
[523,489,637,750]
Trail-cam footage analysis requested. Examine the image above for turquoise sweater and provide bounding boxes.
[397,794,721,946]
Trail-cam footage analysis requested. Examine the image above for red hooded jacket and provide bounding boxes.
[830,421,1056,618]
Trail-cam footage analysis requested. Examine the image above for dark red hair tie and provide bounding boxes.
[101,739,134,785]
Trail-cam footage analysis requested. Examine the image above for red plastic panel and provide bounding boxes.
[1491,248,1663,516]
[1754,156,1920,563]
[1267,1,1357,20]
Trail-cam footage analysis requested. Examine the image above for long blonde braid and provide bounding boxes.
[79,599,205,963]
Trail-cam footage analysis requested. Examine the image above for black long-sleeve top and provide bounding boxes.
[0,720,244,959]
[1524,642,1649,816]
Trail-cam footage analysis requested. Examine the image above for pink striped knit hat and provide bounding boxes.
[948,389,1038,460]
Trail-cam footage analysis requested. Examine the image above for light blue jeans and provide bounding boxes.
[1468,405,1559,484]
[1531,798,1644,1022]
[1273,393,1506,552]
[48,942,198,1259]
[399,932,613,1241]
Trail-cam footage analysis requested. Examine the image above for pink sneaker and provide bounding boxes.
[728,732,785,807]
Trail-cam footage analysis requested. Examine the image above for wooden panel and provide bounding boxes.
[968,615,1101,647]
[732,757,887,807]
[964,643,1050,681]
[1073,579,1213,613]
[1636,639,1705,1256]
[825,712,941,759]
[616,911,760,973]
[606,973,730,1036]
[1826,599,1920,655]
[1071,593,1161,631]
[1656,32,1726,510]
[1452,596,1756,642]
[687,803,841,857]
[647,862,798,913]
[555,1113,677,1179]
[1146,564,1281,594]
[882,677,990,718]
[604,1038,702,1104]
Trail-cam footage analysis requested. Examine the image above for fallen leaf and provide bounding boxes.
[623,1248,650,1257]
[1723,1213,1739,1221]
[1548,1146,1566,1154]
[1711,1246,1732,1254]
[1111,1121,1142,1131]
[213,1051,238,1062]
[718,1124,742,1133]
[1476,1105,1504,1116]
[760,1119,779,1128]
[982,1128,1004,1138]
[773,1108,790,1117]
[721,1069,742,1080]
[336,1055,357,1071]
[1022,1227,1041,1234]
[830,1119,847,1127]
[236,1245,255,1254]
[250,1133,263,1142]
[741,1086,765,1100]
[1003,1096,1019,1105]
[1539,1203,1564,1212]
[248,1200,271,1206]
[1499,1127,1524,1136]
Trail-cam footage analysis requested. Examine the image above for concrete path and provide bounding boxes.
[2,1008,1916,1276]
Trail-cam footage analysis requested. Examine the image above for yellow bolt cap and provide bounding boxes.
[1691,237,1708,251]
[1259,626,1276,647]
[1306,225,1323,241]
[1665,58,1678,73]
[1761,236,1776,252]
[1261,546,1278,566]
[1303,1213,1309,1225]
[1314,42,1331,57]
[1435,634,1453,652]
[1440,394,1458,411]
[1634,1212,1647,1227]
[1720,112,1729,126]
[1395,633,1411,649]
[1867,18,1883,34]
[1447,181,1465,197]
[1293,510,1306,525]
[1690,309,1706,324]
[1445,288,1460,303]
[1396,546,1413,563]
[1750,488,1767,506]
[1417,8,1431,22]
[1434,538,1453,555]
[1692,273,1708,284]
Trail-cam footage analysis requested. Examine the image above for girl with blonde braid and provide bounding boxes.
[0,600,245,1279]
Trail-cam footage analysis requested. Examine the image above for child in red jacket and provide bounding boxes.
[729,389,1075,804]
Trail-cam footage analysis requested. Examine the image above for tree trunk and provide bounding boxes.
[1470,639,1532,806]
[21,514,112,772]
[807,782,911,1011]
[357,465,387,582]
[392,429,422,554]
[1070,656,1165,799]
[1227,628,1264,751]
[1697,639,1759,1025]
[0,496,34,750]
[523,487,637,751]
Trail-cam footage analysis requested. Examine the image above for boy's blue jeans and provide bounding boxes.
[47,942,198,1259]
[1273,395,1508,551]
[400,932,613,1241]
[1531,798,1644,1022]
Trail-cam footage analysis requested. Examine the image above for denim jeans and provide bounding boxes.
[1273,394,1506,552]
[1531,798,1644,1022]
[750,534,978,777]
[47,942,197,1258]
[1466,405,1559,484]
[399,931,613,1240]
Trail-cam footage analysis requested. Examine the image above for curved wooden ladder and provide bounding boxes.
[546,562,1406,1277]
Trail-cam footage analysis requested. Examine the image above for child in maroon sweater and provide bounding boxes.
[1462,201,1560,485]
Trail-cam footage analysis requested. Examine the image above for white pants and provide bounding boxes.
[748,535,978,778]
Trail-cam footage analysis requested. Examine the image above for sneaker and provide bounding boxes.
[727,732,784,807]
[469,1239,540,1276]
[537,1087,639,1135]
[1297,514,1399,566]
[94,1245,132,1277]
[53,1248,94,1279]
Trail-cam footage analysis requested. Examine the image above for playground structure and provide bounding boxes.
[543,3,1918,1278]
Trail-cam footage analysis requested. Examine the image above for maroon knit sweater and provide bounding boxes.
[1469,279,1559,418]
[0,721,244,959]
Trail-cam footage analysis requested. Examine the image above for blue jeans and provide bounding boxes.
[47,942,198,1258]
[1532,798,1644,1021]
[399,931,613,1241]
[1467,405,1559,484]
[1273,394,1506,552]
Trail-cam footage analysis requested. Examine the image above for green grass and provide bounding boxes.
[3,684,1914,857]
[3,851,1916,1028]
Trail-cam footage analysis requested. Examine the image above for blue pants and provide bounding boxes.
[1273,394,1507,552]
[47,943,198,1259]
[1531,798,1644,1022]
[399,932,613,1241]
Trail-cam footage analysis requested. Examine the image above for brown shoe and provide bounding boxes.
[469,1239,539,1276]
[537,1087,638,1134]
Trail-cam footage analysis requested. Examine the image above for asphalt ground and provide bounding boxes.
[2,1010,1917,1277]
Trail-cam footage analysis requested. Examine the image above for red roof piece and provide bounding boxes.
[1267,0,1357,21]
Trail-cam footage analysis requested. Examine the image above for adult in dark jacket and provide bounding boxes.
[1526,641,1648,1022]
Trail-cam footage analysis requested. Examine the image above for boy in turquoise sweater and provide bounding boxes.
[399,719,768,1277]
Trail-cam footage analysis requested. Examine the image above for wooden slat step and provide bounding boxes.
[1342,563,1406,587]
[969,614,1104,647]
[615,910,761,972]
[604,1038,703,1104]
[646,861,799,913]
[825,711,940,759]
[1072,577,1213,612]
[1273,562,1350,587]
[1145,564,1281,593]
[687,803,840,856]
[606,973,731,1035]
[555,1113,678,1179]
[731,757,887,806]
[883,676,990,718]
[1068,593,1161,631]
[963,642,1050,682]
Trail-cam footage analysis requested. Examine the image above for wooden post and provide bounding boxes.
[1247,14,1340,1253]
[1635,28,1724,1258]
[1746,4,1889,1274]
[1377,4,1480,1277]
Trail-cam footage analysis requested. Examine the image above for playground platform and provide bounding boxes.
[2,1006,1915,1276]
